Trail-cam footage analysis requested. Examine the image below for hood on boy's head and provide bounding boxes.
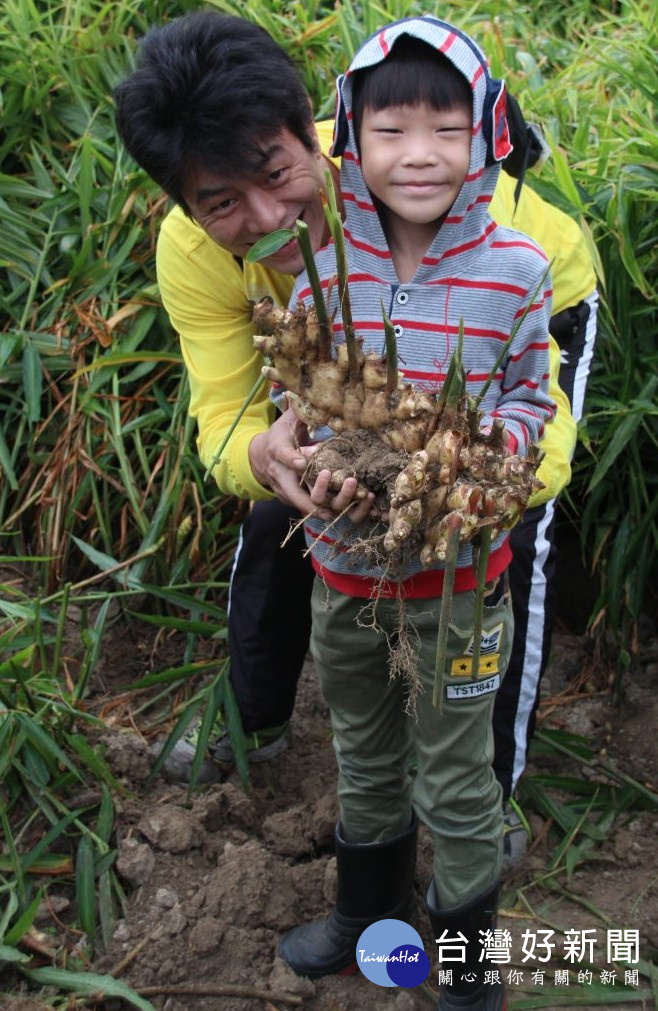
[331,16,512,170]
[331,16,512,260]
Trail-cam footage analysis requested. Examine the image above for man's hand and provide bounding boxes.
[248,409,311,510]
[248,409,374,521]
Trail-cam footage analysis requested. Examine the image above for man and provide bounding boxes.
[114,12,597,868]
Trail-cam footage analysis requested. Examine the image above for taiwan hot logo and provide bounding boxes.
[356,919,430,987]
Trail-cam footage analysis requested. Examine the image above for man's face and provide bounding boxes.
[181,127,327,275]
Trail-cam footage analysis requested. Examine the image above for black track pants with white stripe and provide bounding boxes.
[493,292,598,799]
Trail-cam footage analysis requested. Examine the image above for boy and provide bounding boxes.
[277,18,556,1011]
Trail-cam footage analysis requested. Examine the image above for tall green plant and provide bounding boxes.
[1,5,240,998]
[0,0,242,594]
[510,0,658,651]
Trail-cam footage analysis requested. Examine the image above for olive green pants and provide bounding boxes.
[310,579,513,908]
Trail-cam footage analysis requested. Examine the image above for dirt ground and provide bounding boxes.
[4,580,658,1011]
[97,618,657,1009]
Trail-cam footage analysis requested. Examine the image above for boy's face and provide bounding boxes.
[359,102,472,234]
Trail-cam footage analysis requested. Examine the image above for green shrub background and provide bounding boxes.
[0,1,656,1001]
[2,0,656,647]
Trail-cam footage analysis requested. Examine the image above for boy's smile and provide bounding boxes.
[358,102,472,254]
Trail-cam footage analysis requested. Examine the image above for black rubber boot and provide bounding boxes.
[427,881,506,1010]
[278,816,418,978]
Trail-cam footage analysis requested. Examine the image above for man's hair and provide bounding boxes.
[351,35,472,142]
[114,11,316,213]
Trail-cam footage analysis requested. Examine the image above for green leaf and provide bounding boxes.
[0,599,55,623]
[16,714,83,782]
[3,888,44,947]
[0,943,31,964]
[20,811,82,875]
[71,536,120,574]
[245,227,295,262]
[21,967,157,1010]
[0,853,72,876]
[146,695,205,784]
[223,678,249,791]
[75,836,96,951]
[588,379,658,492]
[127,610,228,637]
[21,339,42,424]
[0,422,19,490]
[67,733,123,790]
[0,804,25,903]
[124,658,220,691]
[75,596,112,701]
[96,784,114,844]
[0,888,19,941]
[187,669,227,791]
[98,866,115,955]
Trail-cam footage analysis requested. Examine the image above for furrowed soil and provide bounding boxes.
[4,559,658,1011]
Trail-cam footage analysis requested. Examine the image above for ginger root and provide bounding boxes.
[253,297,543,569]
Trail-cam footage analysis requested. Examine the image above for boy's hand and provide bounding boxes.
[249,410,374,521]
[308,466,376,524]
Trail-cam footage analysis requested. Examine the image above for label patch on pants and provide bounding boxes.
[465,622,504,657]
[451,654,500,677]
[445,674,500,700]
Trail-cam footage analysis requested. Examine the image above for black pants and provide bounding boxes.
[227,499,314,733]
[228,295,598,786]
[493,293,598,799]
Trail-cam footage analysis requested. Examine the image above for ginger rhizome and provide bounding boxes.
[253,297,543,572]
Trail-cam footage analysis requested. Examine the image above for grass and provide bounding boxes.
[0,0,656,1005]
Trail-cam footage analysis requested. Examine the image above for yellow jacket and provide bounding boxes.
[156,122,595,504]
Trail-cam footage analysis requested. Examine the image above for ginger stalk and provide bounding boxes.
[475,261,553,408]
[203,372,266,483]
[381,301,400,395]
[432,512,463,713]
[323,168,360,385]
[295,219,333,361]
[469,525,493,681]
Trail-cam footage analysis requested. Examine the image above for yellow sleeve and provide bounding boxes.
[156,207,292,500]
[490,174,593,502]
[529,336,576,506]
[155,123,338,501]
[491,174,597,314]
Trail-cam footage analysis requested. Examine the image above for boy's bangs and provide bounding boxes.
[350,36,473,144]
[363,55,471,115]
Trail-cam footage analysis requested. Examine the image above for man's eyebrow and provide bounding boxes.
[253,142,284,171]
[196,183,230,204]
[195,144,284,204]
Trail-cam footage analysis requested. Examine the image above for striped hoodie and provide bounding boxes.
[290,16,556,599]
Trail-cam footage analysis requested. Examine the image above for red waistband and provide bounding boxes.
[309,540,512,600]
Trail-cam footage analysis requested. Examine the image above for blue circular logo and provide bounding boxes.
[356,919,430,987]
[385,944,431,986]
